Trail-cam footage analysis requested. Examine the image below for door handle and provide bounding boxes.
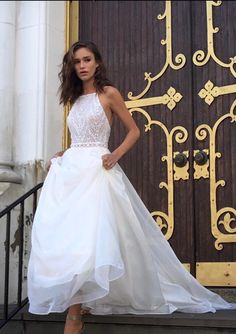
[174,153,188,167]
[194,150,208,165]
[193,149,209,179]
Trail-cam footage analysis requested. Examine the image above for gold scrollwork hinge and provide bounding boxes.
[195,100,236,250]
[125,87,182,111]
[192,0,236,78]
[199,80,236,106]
[124,1,187,241]
[128,106,188,241]
[193,1,236,250]
[128,0,186,101]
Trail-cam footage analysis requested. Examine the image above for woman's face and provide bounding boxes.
[73,47,98,82]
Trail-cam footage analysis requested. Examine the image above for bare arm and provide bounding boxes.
[102,87,140,170]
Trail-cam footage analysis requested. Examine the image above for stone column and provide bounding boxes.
[13,0,64,168]
[0,1,21,187]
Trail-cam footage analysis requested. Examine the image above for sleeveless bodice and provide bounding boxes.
[67,93,111,148]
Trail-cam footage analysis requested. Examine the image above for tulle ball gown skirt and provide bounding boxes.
[27,147,235,315]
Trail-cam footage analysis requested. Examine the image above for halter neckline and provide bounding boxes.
[80,92,96,97]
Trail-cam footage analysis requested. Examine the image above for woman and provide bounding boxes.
[27,41,235,334]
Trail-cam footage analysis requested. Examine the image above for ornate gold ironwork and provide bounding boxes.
[199,80,236,106]
[125,87,182,111]
[196,262,236,286]
[173,151,189,181]
[193,149,209,179]
[195,99,236,250]
[192,1,236,78]
[128,1,186,100]
[124,1,186,239]
[194,2,236,251]
[127,107,188,240]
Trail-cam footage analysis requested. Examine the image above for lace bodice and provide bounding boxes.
[67,93,111,148]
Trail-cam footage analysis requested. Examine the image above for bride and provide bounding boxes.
[27,41,235,334]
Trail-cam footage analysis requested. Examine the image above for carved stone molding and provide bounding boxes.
[0,162,22,184]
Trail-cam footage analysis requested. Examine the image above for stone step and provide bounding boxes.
[1,306,236,334]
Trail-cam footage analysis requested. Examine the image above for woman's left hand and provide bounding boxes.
[102,153,119,170]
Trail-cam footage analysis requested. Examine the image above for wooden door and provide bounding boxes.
[68,0,236,286]
[191,1,236,286]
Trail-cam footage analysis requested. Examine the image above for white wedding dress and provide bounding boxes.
[27,92,235,315]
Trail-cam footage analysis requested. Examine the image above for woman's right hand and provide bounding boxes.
[46,151,64,172]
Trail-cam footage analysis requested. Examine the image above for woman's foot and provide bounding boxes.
[64,304,84,334]
[64,314,84,334]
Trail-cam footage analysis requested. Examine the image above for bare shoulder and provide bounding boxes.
[103,86,125,108]
[104,86,123,99]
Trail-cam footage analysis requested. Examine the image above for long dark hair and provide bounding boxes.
[58,41,114,105]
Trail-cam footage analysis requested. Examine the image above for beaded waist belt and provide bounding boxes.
[70,142,108,148]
